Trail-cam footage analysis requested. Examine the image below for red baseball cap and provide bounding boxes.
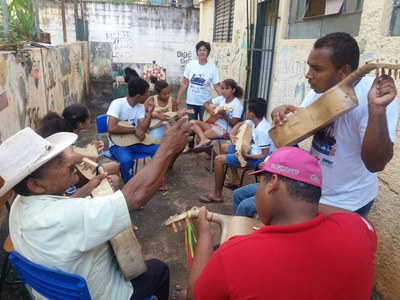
[250,146,322,188]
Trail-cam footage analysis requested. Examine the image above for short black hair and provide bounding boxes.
[124,67,139,83]
[154,80,169,93]
[262,172,321,204]
[12,163,47,196]
[314,32,359,71]
[196,41,211,53]
[248,98,267,119]
[128,77,150,97]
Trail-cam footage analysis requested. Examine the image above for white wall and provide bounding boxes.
[39,2,200,89]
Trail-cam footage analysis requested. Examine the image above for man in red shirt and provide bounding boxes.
[187,146,376,299]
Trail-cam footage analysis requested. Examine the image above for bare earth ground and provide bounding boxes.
[0,97,258,299]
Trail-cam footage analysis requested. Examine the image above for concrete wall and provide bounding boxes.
[198,0,248,91]
[0,42,90,143]
[39,1,199,91]
[270,1,400,298]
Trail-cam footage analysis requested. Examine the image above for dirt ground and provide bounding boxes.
[83,97,259,295]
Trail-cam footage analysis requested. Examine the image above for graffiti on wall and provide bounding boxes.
[0,42,89,142]
[106,30,134,62]
[176,50,192,72]
[272,45,307,106]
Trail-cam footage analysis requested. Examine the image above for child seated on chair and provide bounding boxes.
[36,103,121,193]
[199,98,273,203]
[189,79,243,153]
[107,77,159,183]
[145,79,179,126]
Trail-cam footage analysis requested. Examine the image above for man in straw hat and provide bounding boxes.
[187,147,376,299]
[0,116,191,300]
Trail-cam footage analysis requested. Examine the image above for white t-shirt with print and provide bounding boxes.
[106,97,145,147]
[301,75,399,211]
[246,118,274,155]
[184,60,220,106]
[212,96,243,132]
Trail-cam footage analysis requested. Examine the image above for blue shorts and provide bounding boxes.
[225,144,258,168]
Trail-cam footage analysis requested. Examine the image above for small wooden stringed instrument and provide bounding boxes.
[149,108,195,130]
[233,122,252,167]
[82,158,147,280]
[269,60,400,148]
[162,208,263,244]
[73,144,98,180]
[203,105,233,124]
[110,121,162,147]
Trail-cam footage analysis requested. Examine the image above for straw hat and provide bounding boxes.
[0,127,77,197]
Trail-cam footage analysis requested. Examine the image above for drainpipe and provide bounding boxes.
[33,0,40,41]
[61,0,67,42]
[1,0,8,42]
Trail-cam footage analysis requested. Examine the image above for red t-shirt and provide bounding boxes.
[194,213,376,299]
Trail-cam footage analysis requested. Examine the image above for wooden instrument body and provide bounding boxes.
[162,209,263,244]
[203,106,224,124]
[269,61,400,148]
[149,109,195,130]
[73,144,98,180]
[234,123,252,167]
[82,158,147,280]
[110,121,161,146]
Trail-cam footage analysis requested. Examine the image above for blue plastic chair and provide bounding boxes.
[95,114,115,160]
[96,114,152,174]
[9,251,91,300]
[9,251,156,300]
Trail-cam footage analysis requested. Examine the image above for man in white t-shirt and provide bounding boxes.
[176,41,222,152]
[199,98,273,203]
[271,32,398,217]
[107,77,159,183]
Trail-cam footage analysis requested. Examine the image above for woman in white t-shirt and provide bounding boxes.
[176,41,222,153]
[189,79,244,152]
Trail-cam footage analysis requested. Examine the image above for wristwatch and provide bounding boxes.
[132,126,136,134]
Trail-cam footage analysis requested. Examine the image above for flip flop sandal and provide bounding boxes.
[224,182,240,190]
[192,143,213,154]
[199,194,224,203]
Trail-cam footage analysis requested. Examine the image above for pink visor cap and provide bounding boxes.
[250,146,322,188]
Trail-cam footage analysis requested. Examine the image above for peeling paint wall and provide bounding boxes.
[39,1,199,90]
[0,42,90,143]
[198,0,248,91]
[269,1,400,299]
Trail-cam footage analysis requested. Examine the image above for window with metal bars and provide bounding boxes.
[213,0,235,43]
[288,0,363,39]
[390,0,400,36]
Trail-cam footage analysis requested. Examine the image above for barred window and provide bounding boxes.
[213,0,235,42]
[288,0,363,39]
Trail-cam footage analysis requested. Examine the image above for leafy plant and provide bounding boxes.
[0,0,37,44]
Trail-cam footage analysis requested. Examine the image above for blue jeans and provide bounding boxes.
[354,200,375,217]
[186,104,205,149]
[226,144,258,168]
[110,144,159,183]
[233,183,259,217]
